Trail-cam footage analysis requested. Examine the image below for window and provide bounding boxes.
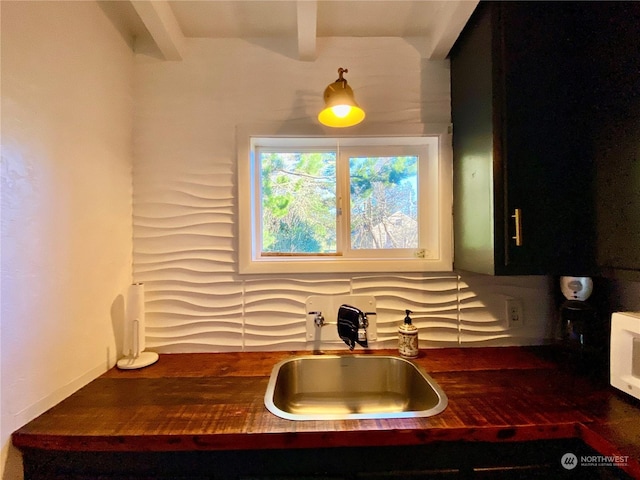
[238,127,452,274]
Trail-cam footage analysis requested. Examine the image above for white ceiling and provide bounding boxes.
[105,0,478,61]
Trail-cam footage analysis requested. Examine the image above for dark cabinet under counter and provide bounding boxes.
[450,1,597,276]
[18,439,631,480]
[20,440,634,479]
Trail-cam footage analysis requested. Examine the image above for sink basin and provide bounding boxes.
[264,355,447,420]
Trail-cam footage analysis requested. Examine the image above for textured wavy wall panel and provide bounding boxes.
[133,160,239,351]
[132,37,553,353]
[458,275,554,346]
[352,275,460,347]
[243,277,352,351]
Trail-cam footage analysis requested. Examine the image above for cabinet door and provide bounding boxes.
[499,2,596,276]
[496,2,546,274]
[451,1,544,275]
[589,2,640,277]
[451,1,503,275]
[451,2,596,276]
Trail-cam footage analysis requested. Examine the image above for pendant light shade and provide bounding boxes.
[318,68,365,128]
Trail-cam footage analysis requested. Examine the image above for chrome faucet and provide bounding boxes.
[357,311,369,344]
[358,311,377,346]
[308,311,325,327]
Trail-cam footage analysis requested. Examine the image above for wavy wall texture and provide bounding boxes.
[133,37,554,353]
[133,159,553,352]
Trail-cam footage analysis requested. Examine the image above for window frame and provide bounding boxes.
[237,123,453,274]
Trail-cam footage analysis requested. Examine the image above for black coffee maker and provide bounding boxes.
[559,276,596,352]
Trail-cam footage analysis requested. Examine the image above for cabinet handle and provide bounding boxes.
[512,208,523,246]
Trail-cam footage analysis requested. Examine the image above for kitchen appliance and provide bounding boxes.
[610,311,640,401]
[559,276,596,351]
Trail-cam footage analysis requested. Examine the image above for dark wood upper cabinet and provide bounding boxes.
[450,1,597,276]
[587,2,640,280]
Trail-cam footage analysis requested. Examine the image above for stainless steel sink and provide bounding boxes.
[264,355,448,421]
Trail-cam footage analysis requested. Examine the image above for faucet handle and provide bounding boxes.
[308,311,325,327]
[357,312,369,347]
[360,311,376,328]
[359,312,368,329]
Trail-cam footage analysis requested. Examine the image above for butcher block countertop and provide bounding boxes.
[12,347,640,478]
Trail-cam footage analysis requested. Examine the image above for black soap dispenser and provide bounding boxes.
[398,309,419,358]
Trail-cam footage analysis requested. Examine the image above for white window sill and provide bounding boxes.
[238,257,453,275]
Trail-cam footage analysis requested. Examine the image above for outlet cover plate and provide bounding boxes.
[505,298,524,329]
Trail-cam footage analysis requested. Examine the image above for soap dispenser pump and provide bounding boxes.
[398,309,419,358]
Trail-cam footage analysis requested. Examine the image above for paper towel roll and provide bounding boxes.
[124,283,145,357]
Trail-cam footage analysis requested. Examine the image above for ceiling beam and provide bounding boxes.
[424,0,479,59]
[131,0,185,61]
[297,0,317,61]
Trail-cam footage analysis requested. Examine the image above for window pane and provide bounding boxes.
[259,151,337,253]
[349,156,418,249]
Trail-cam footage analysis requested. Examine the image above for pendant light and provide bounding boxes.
[318,68,365,128]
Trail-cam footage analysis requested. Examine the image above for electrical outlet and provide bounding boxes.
[505,298,524,329]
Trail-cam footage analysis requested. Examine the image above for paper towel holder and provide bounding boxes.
[117,352,158,370]
[117,283,159,370]
[116,321,159,369]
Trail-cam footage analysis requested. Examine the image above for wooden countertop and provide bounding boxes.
[12,347,640,478]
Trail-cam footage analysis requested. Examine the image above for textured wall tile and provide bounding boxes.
[353,275,460,347]
[243,277,351,351]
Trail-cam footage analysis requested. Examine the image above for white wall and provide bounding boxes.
[133,37,554,353]
[1,1,134,477]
